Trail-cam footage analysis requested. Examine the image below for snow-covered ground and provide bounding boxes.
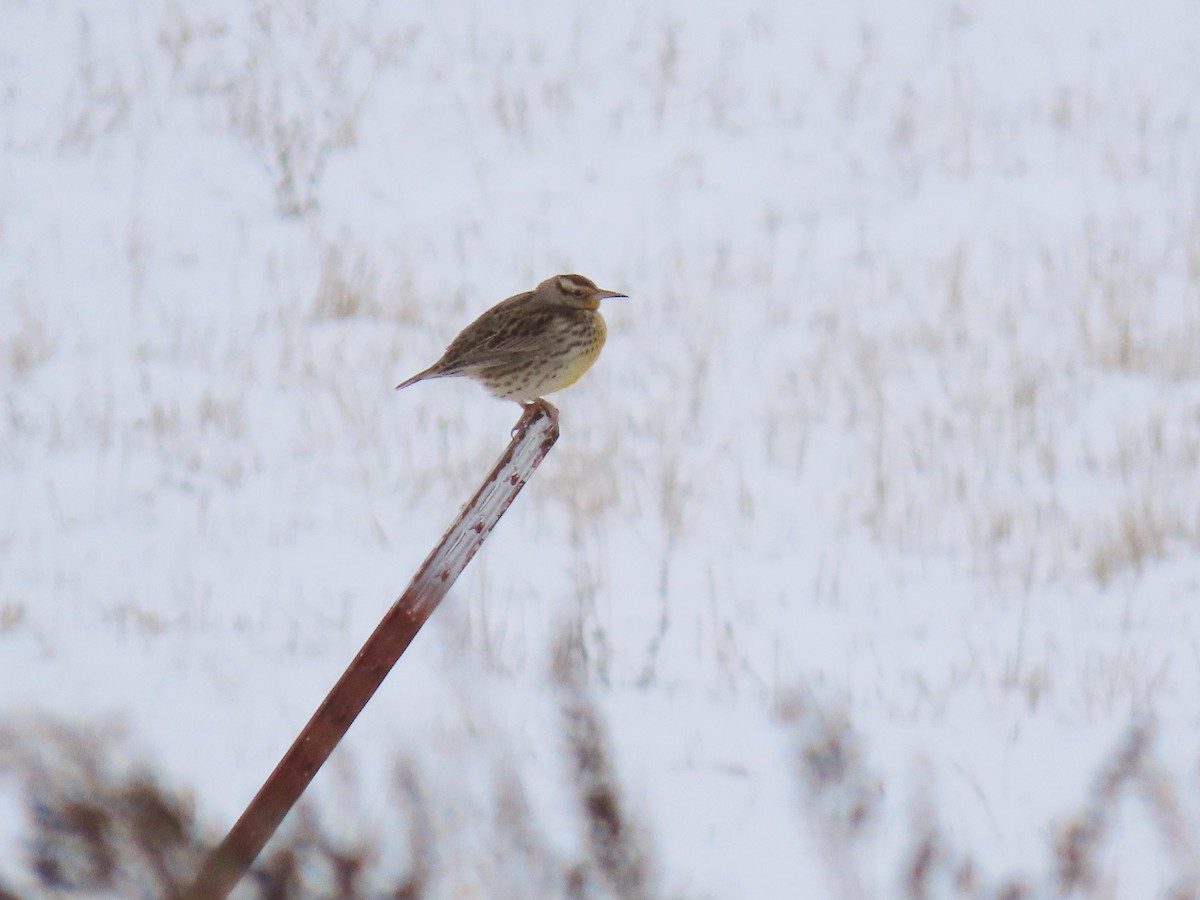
[3,0,1199,896]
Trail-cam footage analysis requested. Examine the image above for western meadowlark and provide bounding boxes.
[396,274,626,405]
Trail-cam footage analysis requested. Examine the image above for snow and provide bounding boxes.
[3,0,1199,896]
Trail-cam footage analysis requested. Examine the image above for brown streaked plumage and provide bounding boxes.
[396,274,626,405]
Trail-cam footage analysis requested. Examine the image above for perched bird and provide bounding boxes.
[396,274,626,406]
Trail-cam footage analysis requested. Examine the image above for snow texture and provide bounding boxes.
[2,0,1199,896]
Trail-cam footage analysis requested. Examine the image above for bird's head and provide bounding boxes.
[538,273,627,310]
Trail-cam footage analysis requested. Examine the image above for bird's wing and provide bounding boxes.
[435,299,557,373]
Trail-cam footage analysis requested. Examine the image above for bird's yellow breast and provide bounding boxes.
[547,314,606,392]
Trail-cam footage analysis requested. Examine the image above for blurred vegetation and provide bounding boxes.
[1,690,1193,898]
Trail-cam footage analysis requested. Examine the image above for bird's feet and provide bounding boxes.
[512,399,559,438]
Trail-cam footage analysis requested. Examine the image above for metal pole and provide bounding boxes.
[183,401,560,899]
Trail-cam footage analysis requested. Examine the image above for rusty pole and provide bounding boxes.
[183,401,560,899]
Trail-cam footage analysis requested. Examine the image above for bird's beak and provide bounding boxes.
[593,288,627,300]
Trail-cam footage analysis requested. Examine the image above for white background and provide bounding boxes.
[2,0,1199,896]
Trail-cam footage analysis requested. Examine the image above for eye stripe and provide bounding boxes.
[558,274,597,294]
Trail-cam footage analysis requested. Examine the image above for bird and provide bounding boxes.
[396,274,626,406]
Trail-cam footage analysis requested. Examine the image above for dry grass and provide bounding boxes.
[311,245,380,321]
[1,707,1197,898]
[553,627,657,900]
[58,17,133,151]
[0,602,26,634]
[1089,500,1175,587]
[5,286,56,380]
[778,690,880,900]
[1053,722,1199,898]
[159,5,415,216]
[0,652,661,900]
[775,702,1200,900]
